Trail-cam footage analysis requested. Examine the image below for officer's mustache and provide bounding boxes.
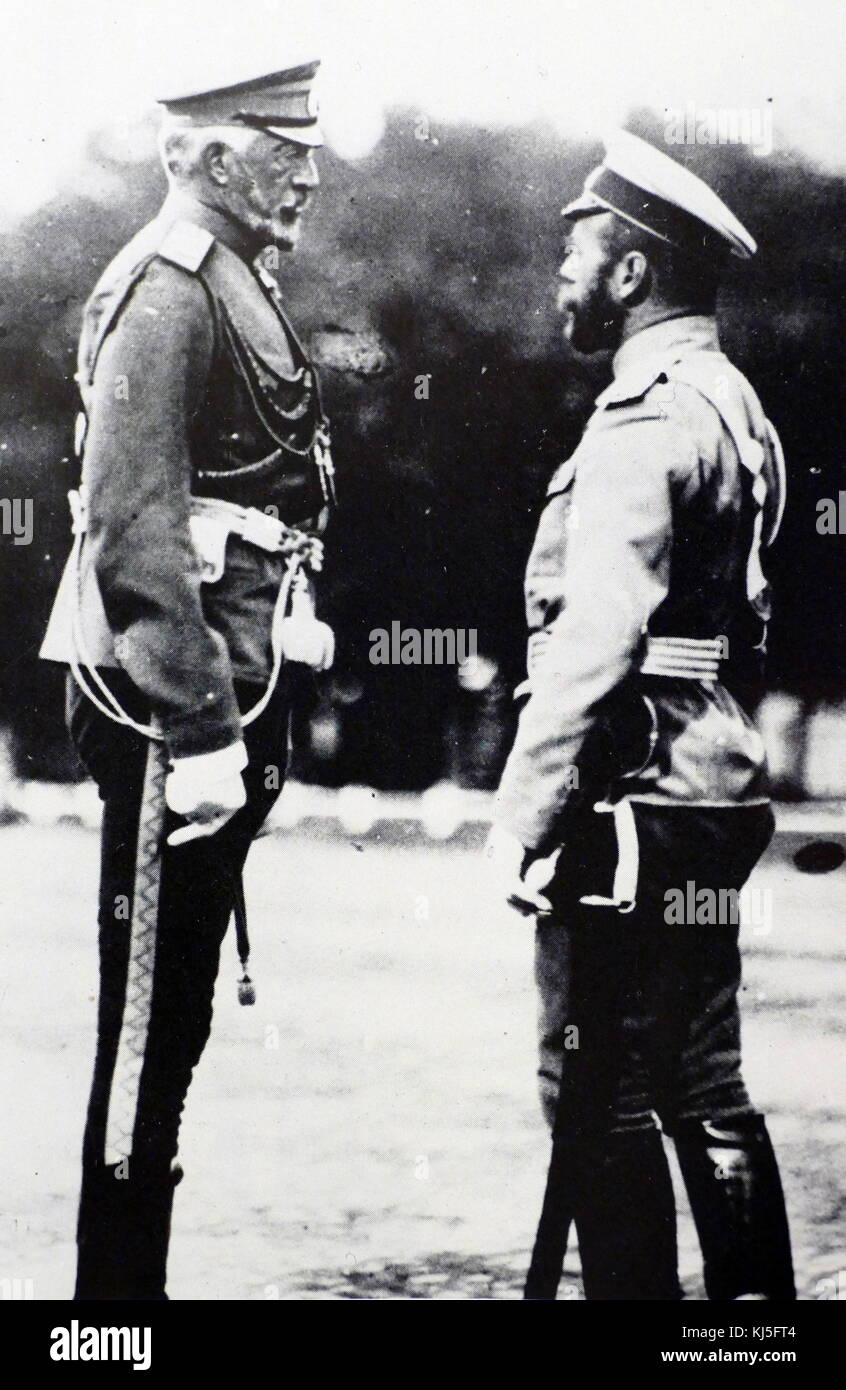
[278,195,311,219]
[233,165,309,216]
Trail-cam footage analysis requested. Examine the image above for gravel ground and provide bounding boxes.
[0,818,843,1301]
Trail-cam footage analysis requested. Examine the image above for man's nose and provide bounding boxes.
[294,155,320,190]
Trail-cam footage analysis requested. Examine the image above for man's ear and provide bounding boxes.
[612,249,650,305]
[203,141,230,186]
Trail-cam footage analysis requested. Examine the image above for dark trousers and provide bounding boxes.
[66,671,292,1299]
[536,802,775,1135]
[527,801,795,1300]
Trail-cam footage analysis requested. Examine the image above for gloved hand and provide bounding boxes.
[483,824,559,917]
[165,740,248,846]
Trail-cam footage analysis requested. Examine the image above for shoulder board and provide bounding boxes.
[594,362,668,409]
[158,221,215,274]
[596,348,737,413]
[545,455,578,497]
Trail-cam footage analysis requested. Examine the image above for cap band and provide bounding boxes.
[235,112,320,131]
[587,166,730,262]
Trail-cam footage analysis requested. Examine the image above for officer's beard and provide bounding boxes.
[222,163,301,253]
[565,269,625,355]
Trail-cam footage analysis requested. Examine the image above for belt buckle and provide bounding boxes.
[241,507,285,552]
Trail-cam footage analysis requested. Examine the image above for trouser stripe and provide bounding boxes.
[104,739,168,1166]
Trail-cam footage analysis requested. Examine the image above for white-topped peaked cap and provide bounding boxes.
[562,130,756,261]
[158,61,323,147]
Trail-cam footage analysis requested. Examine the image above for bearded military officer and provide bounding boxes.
[40,60,337,1300]
[485,132,795,1301]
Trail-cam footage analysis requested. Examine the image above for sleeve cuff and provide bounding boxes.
[161,686,243,758]
[170,740,248,779]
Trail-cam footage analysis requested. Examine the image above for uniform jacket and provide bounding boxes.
[495,315,786,852]
[41,193,333,758]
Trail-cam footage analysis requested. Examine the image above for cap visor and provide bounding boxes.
[561,191,606,220]
[264,123,324,148]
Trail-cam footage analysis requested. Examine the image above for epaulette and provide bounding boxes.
[157,221,215,273]
[594,361,668,409]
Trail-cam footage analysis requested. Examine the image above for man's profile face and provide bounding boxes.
[556,213,625,354]
[224,132,320,250]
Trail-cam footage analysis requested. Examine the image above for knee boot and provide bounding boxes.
[74,1161,182,1301]
[673,1115,795,1301]
[575,1127,681,1300]
[524,1135,574,1300]
[525,1127,681,1300]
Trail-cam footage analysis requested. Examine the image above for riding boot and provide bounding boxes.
[525,1127,681,1300]
[74,1161,182,1300]
[523,1135,574,1300]
[574,1127,682,1300]
[673,1115,795,1301]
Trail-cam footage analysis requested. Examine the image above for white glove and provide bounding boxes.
[483,824,559,917]
[165,740,248,847]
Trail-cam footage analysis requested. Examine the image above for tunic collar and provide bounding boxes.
[157,192,267,265]
[613,314,720,378]
[596,314,721,408]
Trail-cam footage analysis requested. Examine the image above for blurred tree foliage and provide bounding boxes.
[1,109,844,786]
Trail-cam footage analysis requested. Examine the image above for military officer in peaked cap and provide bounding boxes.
[41,59,337,1299]
[486,131,795,1300]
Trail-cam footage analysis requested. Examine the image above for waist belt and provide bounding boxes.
[639,636,724,681]
[522,631,725,692]
[188,495,299,551]
[187,496,307,582]
[71,483,302,558]
[65,487,332,742]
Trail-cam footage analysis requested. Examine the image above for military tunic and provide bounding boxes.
[42,194,331,755]
[495,315,784,851]
[495,314,788,1145]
